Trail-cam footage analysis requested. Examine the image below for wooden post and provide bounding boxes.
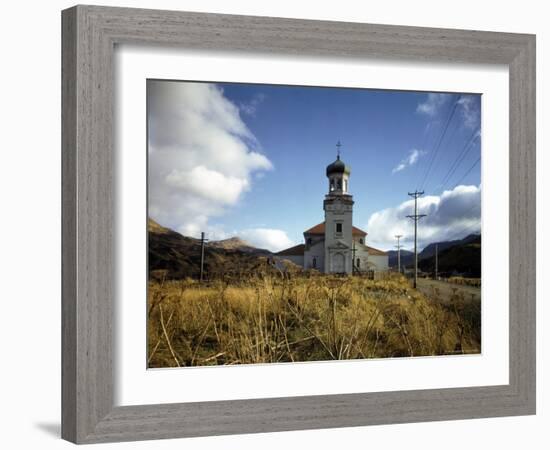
[407,191,426,289]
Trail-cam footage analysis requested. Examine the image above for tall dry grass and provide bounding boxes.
[447,276,482,288]
[147,274,480,367]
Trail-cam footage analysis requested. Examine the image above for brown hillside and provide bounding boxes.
[148,219,275,280]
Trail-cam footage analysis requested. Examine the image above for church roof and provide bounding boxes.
[364,245,388,256]
[276,244,305,256]
[326,156,351,177]
[304,222,367,237]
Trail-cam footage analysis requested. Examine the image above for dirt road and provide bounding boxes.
[415,278,481,304]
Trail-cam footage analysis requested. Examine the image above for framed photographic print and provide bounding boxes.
[145,80,484,369]
[62,5,536,444]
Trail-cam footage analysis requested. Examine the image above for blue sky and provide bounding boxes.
[148,80,481,251]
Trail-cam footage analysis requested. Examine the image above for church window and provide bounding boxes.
[357,258,361,268]
[359,238,364,244]
[337,179,342,190]
[312,257,317,268]
[330,179,335,191]
[336,223,342,233]
[307,237,312,245]
[343,179,348,192]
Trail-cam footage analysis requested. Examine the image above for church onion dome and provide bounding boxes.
[326,156,351,177]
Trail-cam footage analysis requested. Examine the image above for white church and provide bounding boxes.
[277,150,389,274]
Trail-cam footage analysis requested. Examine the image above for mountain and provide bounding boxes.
[209,237,271,255]
[419,234,481,277]
[420,234,480,260]
[147,218,274,280]
[387,249,414,268]
[387,233,481,277]
[147,218,171,234]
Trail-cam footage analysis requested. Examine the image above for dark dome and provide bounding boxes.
[326,156,351,177]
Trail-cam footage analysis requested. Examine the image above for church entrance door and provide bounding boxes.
[332,253,345,273]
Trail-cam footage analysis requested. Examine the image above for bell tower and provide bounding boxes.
[323,141,354,274]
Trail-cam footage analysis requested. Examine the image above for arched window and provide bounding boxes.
[312,257,317,268]
[307,237,312,246]
[337,179,342,190]
[356,258,361,268]
[359,238,364,244]
[330,179,335,191]
[343,179,348,192]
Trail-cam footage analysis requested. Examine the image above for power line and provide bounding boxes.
[438,201,481,244]
[452,156,481,188]
[419,94,461,190]
[438,127,480,190]
[413,122,435,191]
[424,110,463,191]
[445,214,482,243]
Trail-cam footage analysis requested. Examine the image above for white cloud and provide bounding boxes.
[175,224,294,253]
[392,148,425,174]
[407,149,422,165]
[392,162,406,174]
[148,81,272,236]
[457,95,480,129]
[417,92,480,130]
[366,185,481,250]
[176,216,209,238]
[165,166,250,204]
[239,93,266,116]
[416,93,449,116]
[237,228,295,253]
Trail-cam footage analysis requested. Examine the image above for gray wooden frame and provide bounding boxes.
[62,5,536,444]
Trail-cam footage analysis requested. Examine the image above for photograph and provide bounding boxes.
[0,0,541,447]
[146,79,482,368]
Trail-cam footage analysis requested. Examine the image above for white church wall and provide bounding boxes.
[369,254,389,271]
[353,245,370,272]
[305,234,324,248]
[279,255,304,267]
[304,240,324,271]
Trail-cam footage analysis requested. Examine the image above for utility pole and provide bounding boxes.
[395,235,403,274]
[352,241,357,275]
[406,191,426,289]
[200,232,208,282]
[435,244,439,280]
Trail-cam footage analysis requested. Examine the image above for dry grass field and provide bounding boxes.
[147,273,481,368]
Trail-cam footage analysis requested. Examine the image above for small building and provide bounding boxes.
[277,151,389,274]
[276,244,305,267]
